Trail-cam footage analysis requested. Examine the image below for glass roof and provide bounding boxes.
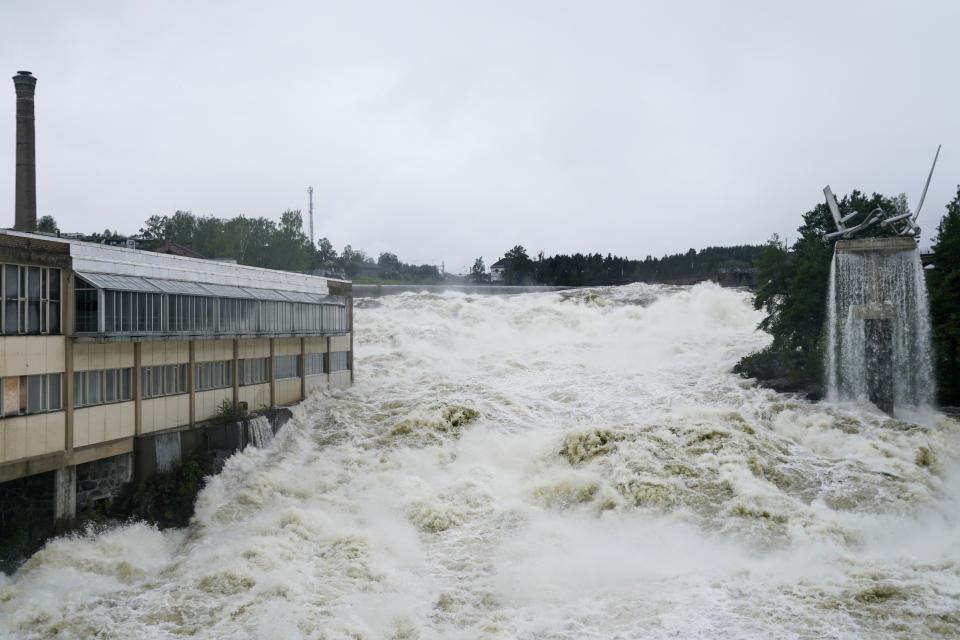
[76,271,345,304]
[76,272,160,292]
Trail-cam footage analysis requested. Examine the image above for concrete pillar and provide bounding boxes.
[865,318,894,414]
[134,342,143,435]
[53,465,76,527]
[300,337,306,400]
[269,337,276,408]
[188,340,196,425]
[232,338,239,409]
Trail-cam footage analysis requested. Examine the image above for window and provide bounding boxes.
[74,368,132,407]
[239,357,269,386]
[2,264,62,335]
[329,351,350,372]
[304,353,324,376]
[142,364,187,398]
[275,354,300,380]
[1,374,62,415]
[196,360,233,391]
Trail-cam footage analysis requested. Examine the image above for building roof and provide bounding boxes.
[0,229,347,299]
[491,259,506,269]
[155,239,207,259]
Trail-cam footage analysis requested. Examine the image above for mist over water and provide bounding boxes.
[2,283,959,639]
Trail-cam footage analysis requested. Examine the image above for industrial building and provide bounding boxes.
[0,71,353,529]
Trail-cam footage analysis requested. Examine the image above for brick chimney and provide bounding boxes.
[13,71,37,232]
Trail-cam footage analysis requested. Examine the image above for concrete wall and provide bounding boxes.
[0,336,66,377]
[330,335,351,352]
[141,341,189,366]
[238,338,269,359]
[275,337,301,356]
[276,378,301,405]
[239,383,270,410]
[2,412,64,463]
[304,337,327,354]
[73,342,134,371]
[73,402,135,448]
[196,387,233,422]
[142,395,190,434]
[194,338,232,362]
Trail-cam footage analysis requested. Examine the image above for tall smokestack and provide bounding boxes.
[13,71,37,232]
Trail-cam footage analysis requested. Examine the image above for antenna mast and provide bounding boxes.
[307,186,314,246]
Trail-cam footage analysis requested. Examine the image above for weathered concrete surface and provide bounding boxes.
[836,237,918,253]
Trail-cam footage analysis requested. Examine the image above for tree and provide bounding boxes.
[470,257,486,283]
[503,245,534,285]
[37,215,58,234]
[928,185,960,405]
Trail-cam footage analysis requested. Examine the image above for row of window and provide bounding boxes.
[75,286,349,335]
[1,374,63,416]
[2,265,61,335]
[74,368,133,407]
[142,364,188,399]
[0,353,351,416]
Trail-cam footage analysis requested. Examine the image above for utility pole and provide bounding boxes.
[307,186,314,246]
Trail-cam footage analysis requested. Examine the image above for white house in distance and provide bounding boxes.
[490,259,505,282]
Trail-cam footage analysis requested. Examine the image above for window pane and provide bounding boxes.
[49,269,60,301]
[4,265,17,298]
[88,370,101,405]
[105,369,116,402]
[104,292,115,331]
[121,292,132,331]
[142,368,150,399]
[49,301,60,334]
[5,300,18,333]
[121,368,131,400]
[28,267,40,299]
[152,366,161,397]
[27,375,42,413]
[28,301,40,333]
[74,372,84,407]
[49,374,61,411]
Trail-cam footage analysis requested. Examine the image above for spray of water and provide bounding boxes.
[825,246,936,414]
[1,283,958,639]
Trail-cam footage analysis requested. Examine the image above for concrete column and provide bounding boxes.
[300,337,306,400]
[134,342,143,436]
[53,465,76,528]
[188,340,196,425]
[269,337,276,408]
[232,338,239,408]
[348,295,354,384]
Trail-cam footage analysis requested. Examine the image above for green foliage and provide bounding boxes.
[470,257,487,283]
[503,245,534,285]
[738,190,903,396]
[37,215,59,233]
[928,185,960,405]
[214,399,247,422]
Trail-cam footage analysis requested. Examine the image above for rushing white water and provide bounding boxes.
[246,415,275,449]
[1,283,959,639]
[825,246,936,414]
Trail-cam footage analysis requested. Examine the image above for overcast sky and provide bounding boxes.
[2,0,957,272]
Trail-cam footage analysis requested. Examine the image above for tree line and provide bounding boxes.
[472,244,763,286]
[38,210,439,281]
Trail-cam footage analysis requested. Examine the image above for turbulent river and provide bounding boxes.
[2,283,959,639]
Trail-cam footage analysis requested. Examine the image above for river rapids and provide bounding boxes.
[2,283,959,639]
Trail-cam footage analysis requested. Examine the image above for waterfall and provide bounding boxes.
[245,415,275,449]
[825,240,935,413]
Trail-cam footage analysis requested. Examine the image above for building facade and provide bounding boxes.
[0,230,353,520]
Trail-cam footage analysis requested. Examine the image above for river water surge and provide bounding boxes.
[2,283,959,638]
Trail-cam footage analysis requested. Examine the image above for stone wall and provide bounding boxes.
[76,454,133,509]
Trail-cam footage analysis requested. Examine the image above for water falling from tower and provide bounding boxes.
[825,237,935,414]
